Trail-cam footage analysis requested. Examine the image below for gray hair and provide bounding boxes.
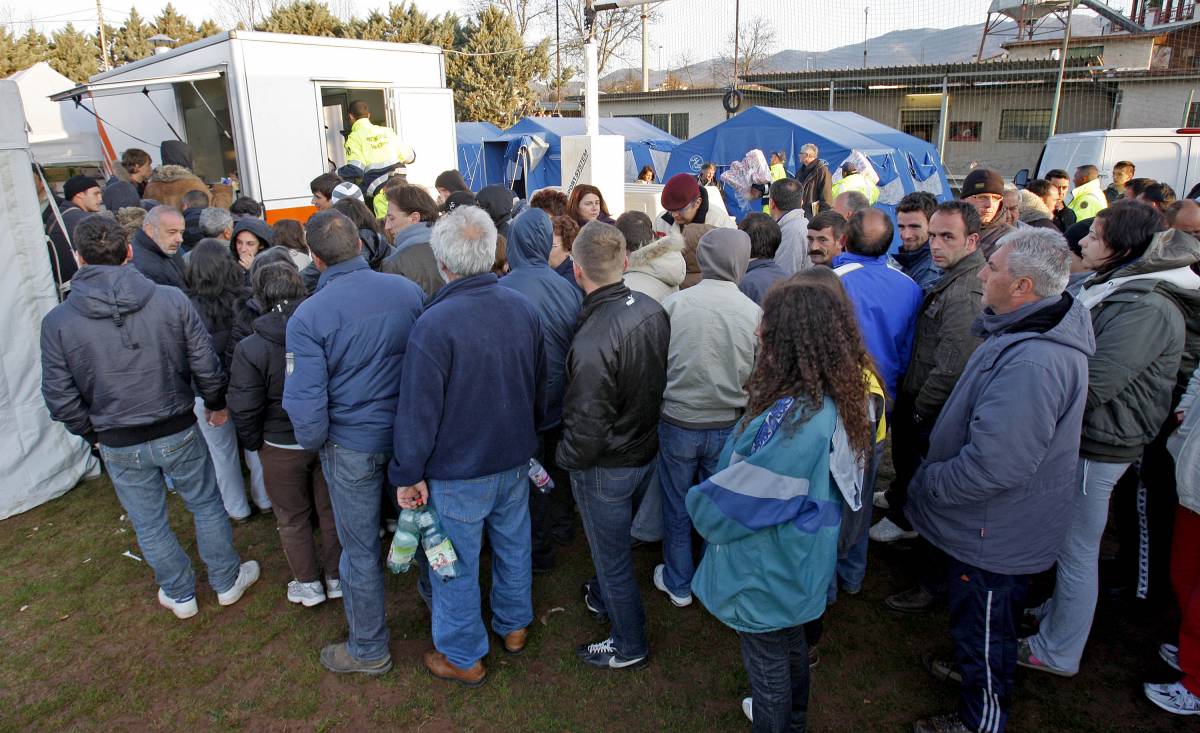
[431,205,497,277]
[143,205,182,230]
[996,228,1070,297]
[836,190,870,214]
[199,207,234,238]
[800,143,818,157]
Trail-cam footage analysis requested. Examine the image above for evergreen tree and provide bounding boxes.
[0,29,20,77]
[113,7,155,65]
[348,3,460,47]
[48,24,100,82]
[257,1,346,37]
[197,19,224,39]
[449,6,548,127]
[10,28,51,73]
[154,4,201,45]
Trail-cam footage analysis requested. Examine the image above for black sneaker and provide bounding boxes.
[576,637,648,670]
[886,585,937,613]
[921,653,962,686]
[581,581,609,624]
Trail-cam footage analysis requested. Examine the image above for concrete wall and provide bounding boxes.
[598,95,727,139]
[1004,36,1156,69]
[1116,79,1200,127]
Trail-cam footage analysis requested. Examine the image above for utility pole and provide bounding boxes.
[555,0,562,103]
[733,0,741,85]
[96,0,110,71]
[862,6,869,69]
[641,3,649,92]
[1049,0,1075,136]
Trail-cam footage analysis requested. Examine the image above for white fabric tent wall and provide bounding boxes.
[0,80,98,520]
[6,63,104,167]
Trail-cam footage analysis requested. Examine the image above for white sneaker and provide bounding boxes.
[869,517,918,543]
[873,491,890,510]
[157,588,198,619]
[217,560,260,606]
[326,576,343,600]
[653,564,692,607]
[1161,643,1183,672]
[287,579,326,607]
[742,697,753,722]
[1145,681,1200,716]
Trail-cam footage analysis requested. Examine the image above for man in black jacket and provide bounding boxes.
[44,174,102,288]
[40,215,258,621]
[131,206,188,291]
[796,143,833,216]
[557,220,670,671]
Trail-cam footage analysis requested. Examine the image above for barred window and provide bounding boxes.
[999,109,1052,141]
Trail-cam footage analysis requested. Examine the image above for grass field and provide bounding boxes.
[0,459,1194,732]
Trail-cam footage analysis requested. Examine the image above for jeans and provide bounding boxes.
[630,469,663,543]
[1029,458,1129,673]
[572,463,654,658]
[193,396,250,519]
[831,438,885,601]
[100,424,241,600]
[320,442,390,662]
[947,556,1030,733]
[243,449,272,511]
[428,465,533,669]
[657,421,731,596]
[739,625,810,733]
[258,444,340,583]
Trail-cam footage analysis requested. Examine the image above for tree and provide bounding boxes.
[257,0,345,37]
[10,28,51,73]
[716,15,776,83]
[464,0,551,38]
[154,4,202,45]
[660,72,687,91]
[48,24,99,82]
[350,3,459,47]
[112,7,155,65]
[197,19,224,39]
[560,2,658,78]
[448,6,549,127]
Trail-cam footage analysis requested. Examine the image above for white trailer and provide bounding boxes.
[51,31,457,222]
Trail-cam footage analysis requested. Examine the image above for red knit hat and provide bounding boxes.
[661,173,701,211]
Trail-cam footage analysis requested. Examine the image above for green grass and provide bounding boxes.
[0,466,1192,732]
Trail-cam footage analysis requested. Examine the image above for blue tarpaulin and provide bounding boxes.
[456,121,502,192]
[480,116,680,194]
[664,107,952,245]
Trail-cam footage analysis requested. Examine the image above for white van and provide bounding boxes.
[1016,128,1200,198]
[51,31,457,222]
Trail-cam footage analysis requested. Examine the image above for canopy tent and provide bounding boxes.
[7,63,106,168]
[663,107,952,241]
[456,121,501,192]
[0,80,98,521]
[480,116,680,195]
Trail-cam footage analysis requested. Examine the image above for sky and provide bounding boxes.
[0,0,1101,70]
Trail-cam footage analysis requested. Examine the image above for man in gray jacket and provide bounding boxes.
[654,228,761,608]
[907,229,1094,733]
[769,178,811,276]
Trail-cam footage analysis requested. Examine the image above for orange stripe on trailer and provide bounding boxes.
[265,205,317,225]
[88,91,118,174]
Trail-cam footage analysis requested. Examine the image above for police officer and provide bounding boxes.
[832,160,879,205]
[344,100,416,218]
[1067,164,1108,224]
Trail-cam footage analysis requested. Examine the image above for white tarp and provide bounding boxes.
[6,63,104,167]
[0,80,97,520]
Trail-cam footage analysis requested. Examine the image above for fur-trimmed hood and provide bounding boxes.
[148,164,201,185]
[626,232,687,292]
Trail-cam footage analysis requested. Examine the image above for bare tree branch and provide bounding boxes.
[715,15,777,83]
[464,0,553,37]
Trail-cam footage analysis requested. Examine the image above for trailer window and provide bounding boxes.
[176,77,237,183]
[318,87,388,170]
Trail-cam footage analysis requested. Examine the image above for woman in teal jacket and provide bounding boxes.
[686,276,876,732]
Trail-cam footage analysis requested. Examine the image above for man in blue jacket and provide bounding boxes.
[283,210,425,678]
[906,229,1094,733]
[499,207,582,574]
[393,205,547,687]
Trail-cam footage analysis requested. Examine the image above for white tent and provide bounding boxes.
[0,79,98,520]
[7,63,105,167]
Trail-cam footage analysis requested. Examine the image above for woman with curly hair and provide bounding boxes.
[686,275,874,733]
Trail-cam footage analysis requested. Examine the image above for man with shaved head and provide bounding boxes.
[1168,199,1200,239]
[1068,164,1107,224]
[131,205,188,292]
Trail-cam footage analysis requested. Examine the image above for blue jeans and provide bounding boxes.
[572,463,654,658]
[739,625,810,733]
[100,424,241,601]
[320,443,390,662]
[427,465,533,669]
[657,421,731,596]
[830,439,885,602]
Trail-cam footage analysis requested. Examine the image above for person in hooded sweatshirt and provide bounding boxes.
[499,208,583,573]
[230,218,273,275]
[143,141,212,211]
[180,189,210,254]
[476,185,516,243]
[380,183,443,298]
[40,214,260,620]
[654,228,761,610]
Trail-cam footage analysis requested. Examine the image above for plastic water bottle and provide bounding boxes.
[528,458,554,494]
[417,507,460,581]
[386,510,421,573]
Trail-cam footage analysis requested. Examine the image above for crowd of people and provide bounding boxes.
[30,131,1200,733]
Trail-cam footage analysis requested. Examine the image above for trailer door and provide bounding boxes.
[389,87,457,189]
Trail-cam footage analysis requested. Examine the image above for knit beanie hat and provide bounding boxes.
[64,175,100,202]
[330,181,364,203]
[961,168,1005,198]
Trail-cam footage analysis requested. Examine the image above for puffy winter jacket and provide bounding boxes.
[557,282,671,470]
[833,252,923,399]
[624,232,686,302]
[40,265,226,447]
[1075,229,1200,461]
[131,228,188,292]
[283,256,425,453]
[182,206,204,253]
[890,243,942,292]
[380,223,441,298]
[902,248,986,420]
[142,165,208,212]
[498,208,582,428]
[227,299,302,450]
[907,294,1094,575]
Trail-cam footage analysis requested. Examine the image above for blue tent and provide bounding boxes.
[456,121,502,192]
[481,117,681,194]
[664,107,952,245]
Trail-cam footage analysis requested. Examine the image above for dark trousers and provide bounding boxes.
[884,395,933,532]
[946,555,1031,733]
[259,444,341,583]
[739,625,810,733]
[530,426,574,571]
[1113,423,1178,605]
